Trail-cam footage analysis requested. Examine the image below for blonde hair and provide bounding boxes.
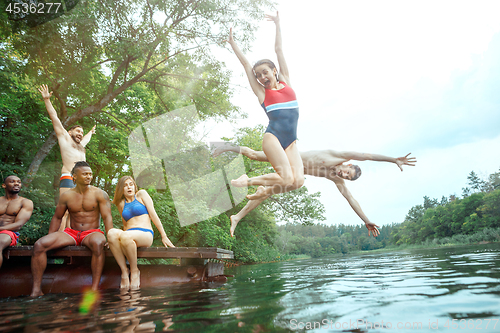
[113,176,138,206]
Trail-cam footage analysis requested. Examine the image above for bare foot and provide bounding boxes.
[212,146,230,157]
[246,186,269,200]
[212,143,239,157]
[120,274,130,290]
[230,215,240,237]
[231,174,249,187]
[130,270,140,290]
[30,290,44,297]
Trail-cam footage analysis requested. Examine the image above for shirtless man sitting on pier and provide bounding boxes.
[213,144,416,237]
[30,161,113,297]
[0,175,33,269]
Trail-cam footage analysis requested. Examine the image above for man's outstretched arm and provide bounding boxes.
[81,125,96,147]
[336,151,416,171]
[331,177,380,237]
[38,84,68,139]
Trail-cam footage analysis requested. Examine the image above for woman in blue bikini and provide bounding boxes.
[108,176,175,290]
[227,12,304,236]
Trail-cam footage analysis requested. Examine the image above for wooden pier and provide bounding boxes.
[3,246,234,260]
[0,246,234,298]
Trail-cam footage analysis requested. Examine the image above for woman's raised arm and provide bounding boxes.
[227,28,265,101]
[266,12,290,85]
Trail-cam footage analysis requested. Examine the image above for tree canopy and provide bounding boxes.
[1,0,273,187]
[392,168,500,246]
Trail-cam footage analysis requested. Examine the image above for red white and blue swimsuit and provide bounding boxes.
[261,82,299,150]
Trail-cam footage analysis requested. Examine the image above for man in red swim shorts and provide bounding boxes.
[30,161,113,297]
[62,228,104,246]
[0,175,34,269]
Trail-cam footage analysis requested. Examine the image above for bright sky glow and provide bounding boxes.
[205,0,500,226]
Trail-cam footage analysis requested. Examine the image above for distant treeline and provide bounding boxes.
[392,170,500,245]
[276,222,395,257]
[277,169,500,258]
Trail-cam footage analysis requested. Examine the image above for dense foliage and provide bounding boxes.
[276,222,395,258]
[2,0,274,187]
[392,169,500,246]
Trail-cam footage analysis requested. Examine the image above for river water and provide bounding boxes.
[1,243,499,332]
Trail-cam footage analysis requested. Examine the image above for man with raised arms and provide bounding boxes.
[213,144,416,237]
[38,84,96,230]
[0,175,34,269]
[30,161,113,297]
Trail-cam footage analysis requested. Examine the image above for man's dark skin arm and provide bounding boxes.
[48,195,69,233]
[0,199,34,232]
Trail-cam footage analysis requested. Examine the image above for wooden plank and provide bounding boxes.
[3,246,32,258]
[4,246,234,259]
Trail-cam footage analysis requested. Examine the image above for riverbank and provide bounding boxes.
[356,239,500,255]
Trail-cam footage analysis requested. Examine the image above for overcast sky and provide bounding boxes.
[203,0,500,227]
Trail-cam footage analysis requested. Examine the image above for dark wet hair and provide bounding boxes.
[253,59,279,82]
[351,165,362,181]
[71,161,91,175]
[68,125,83,131]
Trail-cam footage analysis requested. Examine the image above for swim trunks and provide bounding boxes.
[0,230,20,246]
[261,82,299,150]
[121,197,149,222]
[126,227,154,237]
[63,228,104,246]
[60,173,75,189]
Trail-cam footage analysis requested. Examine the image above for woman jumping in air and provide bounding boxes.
[108,176,175,290]
[227,12,304,236]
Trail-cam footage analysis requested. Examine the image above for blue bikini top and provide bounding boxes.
[122,197,149,222]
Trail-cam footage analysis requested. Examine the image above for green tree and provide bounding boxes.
[478,189,500,228]
[467,171,488,193]
[391,169,500,246]
[0,43,53,180]
[488,169,500,191]
[264,186,325,225]
[1,0,273,186]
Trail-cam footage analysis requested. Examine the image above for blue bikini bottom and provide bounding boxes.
[126,227,154,237]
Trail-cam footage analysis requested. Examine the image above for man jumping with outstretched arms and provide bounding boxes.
[38,84,96,231]
[213,144,416,237]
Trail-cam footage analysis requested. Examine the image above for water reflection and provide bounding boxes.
[273,244,500,332]
[0,244,499,332]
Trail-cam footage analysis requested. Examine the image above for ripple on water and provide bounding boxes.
[273,244,500,332]
[1,244,499,332]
